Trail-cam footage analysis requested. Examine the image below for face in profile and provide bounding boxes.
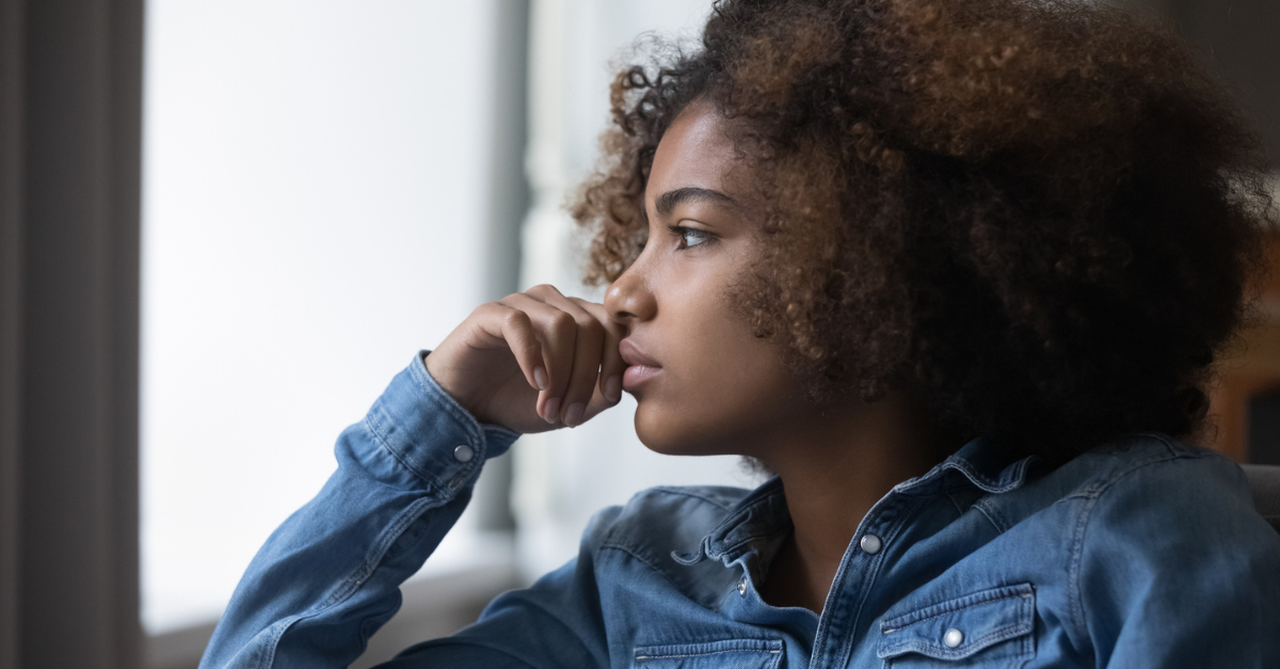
[604,101,822,460]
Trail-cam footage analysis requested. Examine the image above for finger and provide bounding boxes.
[536,291,607,427]
[499,292,580,424]
[572,298,626,405]
[473,302,547,393]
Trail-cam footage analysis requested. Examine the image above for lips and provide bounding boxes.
[619,338,660,368]
[619,338,661,391]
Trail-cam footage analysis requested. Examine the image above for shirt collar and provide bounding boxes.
[894,436,1038,496]
[673,436,1038,567]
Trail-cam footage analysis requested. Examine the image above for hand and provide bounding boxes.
[425,284,627,434]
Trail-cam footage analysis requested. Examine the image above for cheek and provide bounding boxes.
[633,322,797,456]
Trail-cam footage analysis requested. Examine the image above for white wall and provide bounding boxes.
[141,0,503,634]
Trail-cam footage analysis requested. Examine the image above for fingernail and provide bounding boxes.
[543,397,560,424]
[564,402,586,427]
[534,366,548,390]
[604,375,622,403]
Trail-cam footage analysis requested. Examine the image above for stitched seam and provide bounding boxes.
[1064,449,1208,667]
[636,649,782,660]
[324,496,438,607]
[362,411,449,494]
[1063,441,1202,502]
[1068,492,1098,666]
[881,586,1030,629]
[602,527,779,562]
[258,495,444,666]
[883,622,1029,658]
[831,494,926,666]
[715,529,788,559]
[971,498,1008,533]
[262,617,296,669]
[709,486,787,543]
[883,595,1022,630]
[409,368,489,492]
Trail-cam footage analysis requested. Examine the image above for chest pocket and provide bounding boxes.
[876,583,1036,668]
[631,638,783,669]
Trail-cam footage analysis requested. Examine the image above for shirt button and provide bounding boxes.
[737,576,748,596]
[453,444,475,463]
[859,534,882,555]
[943,628,964,648]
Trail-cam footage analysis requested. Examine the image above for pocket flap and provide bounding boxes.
[877,583,1035,661]
[633,638,783,669]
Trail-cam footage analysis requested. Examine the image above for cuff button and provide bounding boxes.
[453,444,475,463]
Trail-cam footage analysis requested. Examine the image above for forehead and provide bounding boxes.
[646,102,739,205]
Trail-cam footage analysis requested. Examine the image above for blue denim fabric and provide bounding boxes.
[201,353,1280,668]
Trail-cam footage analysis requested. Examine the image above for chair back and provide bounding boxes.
[1240,464,1280,533]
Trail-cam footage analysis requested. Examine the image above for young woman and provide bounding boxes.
[201,0,1280,666]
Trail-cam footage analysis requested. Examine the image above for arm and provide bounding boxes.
[203,285,627,668]
[377,505,623,669]
[199,352,520,669]
[1076,450,1280,668]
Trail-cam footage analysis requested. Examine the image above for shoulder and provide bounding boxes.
[1063,433,1259,524]
[1053,433,1274,551]
[1066,434,1280,606]
[580,485,750,560]
[1061,435,1280,663]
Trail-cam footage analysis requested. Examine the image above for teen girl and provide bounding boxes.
[202,0,1280,666]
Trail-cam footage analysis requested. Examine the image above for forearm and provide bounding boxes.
[200,353,520,669]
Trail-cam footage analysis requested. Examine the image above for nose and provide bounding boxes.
[605,260,657,328]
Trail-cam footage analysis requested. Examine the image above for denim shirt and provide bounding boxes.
[201,353,1280,669]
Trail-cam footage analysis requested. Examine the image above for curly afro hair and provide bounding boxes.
[571,0,1277,463]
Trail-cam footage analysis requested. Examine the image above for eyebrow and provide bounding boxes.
[654,187,735,218]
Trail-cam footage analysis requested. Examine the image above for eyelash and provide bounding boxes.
[634,224,716,254]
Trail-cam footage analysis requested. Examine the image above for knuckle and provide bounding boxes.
[550,311,576,333]
[502,308,530,329]
[575,314,603,335]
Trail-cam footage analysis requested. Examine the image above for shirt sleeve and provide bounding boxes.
[374,504,623,669]
[1075,449,1280,668]
[199,352,521,669]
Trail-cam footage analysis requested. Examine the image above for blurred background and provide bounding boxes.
[0,0,1276,667]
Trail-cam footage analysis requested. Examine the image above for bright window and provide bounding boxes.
[141,0,504,634]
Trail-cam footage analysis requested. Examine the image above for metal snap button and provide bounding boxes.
[737,576,748,596]
[860,534,882,555]
[453,444,475,463]
[943,628,964,648]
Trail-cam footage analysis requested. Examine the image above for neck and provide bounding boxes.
[753,387,950,613]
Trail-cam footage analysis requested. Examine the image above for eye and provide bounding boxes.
[670,224,714,250]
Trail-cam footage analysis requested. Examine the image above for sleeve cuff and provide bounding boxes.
[360,351,521,494]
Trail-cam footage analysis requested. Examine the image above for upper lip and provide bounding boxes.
[619,338,661,368]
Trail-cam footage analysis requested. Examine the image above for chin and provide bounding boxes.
[632,402,732,457]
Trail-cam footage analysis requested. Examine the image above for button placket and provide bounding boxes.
[810,492,926,668]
